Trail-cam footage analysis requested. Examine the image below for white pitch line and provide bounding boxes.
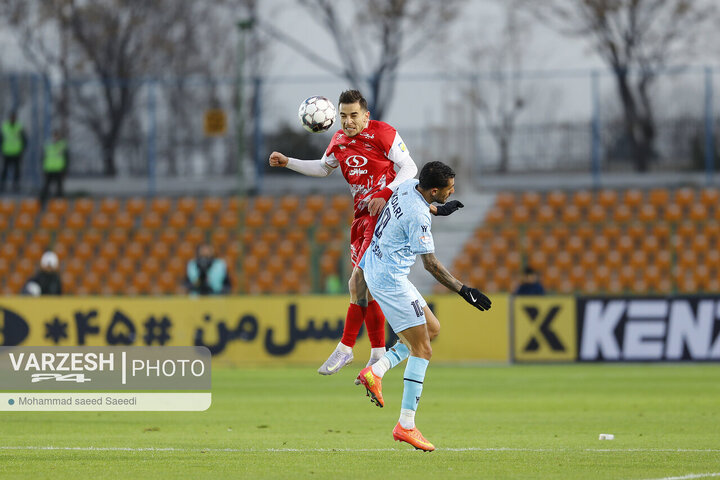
[641,473,720,480]
[1,446,720,454]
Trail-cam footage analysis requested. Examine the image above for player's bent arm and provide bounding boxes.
[285,156,335,177]
[421,253,463,293]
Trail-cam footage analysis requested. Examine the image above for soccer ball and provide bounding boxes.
[298,96,336,133]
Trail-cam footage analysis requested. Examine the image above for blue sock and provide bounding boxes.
[371,342,410,377]
[401,356,429,412]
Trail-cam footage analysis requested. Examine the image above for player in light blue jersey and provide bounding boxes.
[356,161,492,451]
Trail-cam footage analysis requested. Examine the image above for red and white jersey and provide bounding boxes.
[322,120,411,218]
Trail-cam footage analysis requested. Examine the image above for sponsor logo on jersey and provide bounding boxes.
[360,132,375,139]
[345,155,368,168]
[348,168,368,176]
[397,141,407,152]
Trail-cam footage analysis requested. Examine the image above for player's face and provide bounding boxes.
[432,178,455,204]
[339,102,369,137]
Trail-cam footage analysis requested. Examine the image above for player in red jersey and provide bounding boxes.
[269,90,462,375]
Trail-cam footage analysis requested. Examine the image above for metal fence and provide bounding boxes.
[1,66,718,195]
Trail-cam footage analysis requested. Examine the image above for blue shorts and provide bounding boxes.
[364,272,428,334]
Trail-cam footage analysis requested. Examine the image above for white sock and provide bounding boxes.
[370,347,386,360]
[399,408,415,429]
[371,357,391,378]
[337,342,352,354]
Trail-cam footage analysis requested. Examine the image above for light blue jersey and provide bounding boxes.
[360,179,432,332]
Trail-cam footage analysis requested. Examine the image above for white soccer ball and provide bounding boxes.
[298,95,336,133]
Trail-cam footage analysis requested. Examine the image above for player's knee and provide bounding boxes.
[413,341,432,360]
[427,321,440,341]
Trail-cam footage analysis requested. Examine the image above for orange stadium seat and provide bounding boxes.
[279,195,300,214]
[613,204,632,223]
[270,210,290,229]
[166,257,186,276]
[211,229,230,248]
[99,243,119,260]
[132,272,152,294]
[546,190,566,210]
[53,243,68,259]
[91,258,111,277]
[536,205,555,224]
[14,212,34,231]
[73,198,94,216]
[512,205,529,223]
[125,197,146,216]
[168,211,188,230]
[32,230,51,247]
[142,212,163,230]
[83,229,103,247]
[47,198,69,217]
[572,190,593,210]
[56,228,76,246]
[561,205,581,224]
[700,188,719,209]
[106,227,127,245]
[5,230,26,248]
[132,228,154,246]
[331,194,352,212]
[150,242,170,261]
[7,272,26,294]
[663,203,682,222]
[280,271,302,293]
[0,199,14,216]
[266,256,285,275]
[689,204,708,222]
[321,210,341,229]
[19,199,40,216]
[74,242,94,261]
[305,194,326,214]
[176,241,195,261]
[637,204,657,223]
[99,198,120,216]
[554,251,572,270]
[566,236,584,256]
[184,227,205,246]
[116,258,136,277]
[242,255,260,277]
[528,251,547,271]
[276,240,296,259]
[648,188,669,207]
[251,242,271,259]
[157,271,176,293]
[106,271,126,293]
[260,229,280,245]
[114,211,134,229]
[291,256,310,275]
[91,212,111,230]
[194,211,213,230]
[623,189,643,209]
[125,242,145,261]
[218,211,239,229]
[16,258,34,277]
[627,223,646,241]
[296,210,315,229]
[244,210,263,229]
[0,215,7,231]
[484,207,504,226]
[587,205,606,223]
[227,197,245,212]
[520,191,541,211]
[151,197,171,216]
[202,196,223,215]
[65,211,86,230]
[253,196,275,215]
[176,197,197,216]
[142,257,161,276]
[158,228,178,245]
[674,188,695,208]
[65,258,85,277]
[597,189,618,208]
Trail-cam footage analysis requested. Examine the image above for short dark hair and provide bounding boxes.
[418,161,455,190]
[338,90,368,111]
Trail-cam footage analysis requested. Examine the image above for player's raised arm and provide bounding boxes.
[268,151,336,177]
[420,252,491,311]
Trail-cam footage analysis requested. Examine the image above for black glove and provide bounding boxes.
[459,285,492,311]
[434,200,464,216]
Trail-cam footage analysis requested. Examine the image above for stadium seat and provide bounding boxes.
[256,271,275,293]
[65,258,85,277]
[629,251,648,269]
[627,223,646,241]
[528,251,547,271]
[5,230,26,248]
[99,198,120,216]
[202,196,223,215]
[279,271,302,294]
[331,194,352,213]
[74,242,94,261]
[244,210,263,229]
[674,188,695,208]
[125,242,145,261]
[14,212,34,231]
[73,198,94,216]
[279,195,300,214]
[142,257,161,276]
[580,251,597,269]
[175,196,197,216]
[115,211,134,229]
[0,215,7,231]
[82,229,103,247]
[587,205,606,223]
[484,207,504,226]
[700,188,719,209]
[47,198,69,217]
[305,195,326,214]
[65,212,86,230]
[623,189,643,209]
[91,212,111,230]
[131,228,153,246]
[321,210,341,229]
[590,236,610,255]
[106,271,126,294]
[536,205,555,224]
[320,254,338,275]
[32,230,51,247]
[99,243,119,260]
[251,242,270,259]
[506,251,522,271]
[218,211,239,229]
[125,197,146,216]
[184,227,205,246]
[266,256,285,275]
[0,199,14,217]
[176,241,195,261]
[260,229,280,245]
[227,197,245,212]
[291,256,310,275]
[7,272,25,294]
[16,258,34,277]
[637,204,657,223]
[150,242,170,261]
[512,205,529,223]
[689,204,708,222]
[210,229,230,248]
[132,272,152,294]
[91,258,111,277]
[157,228,178,245]
[554,251,572,270]
[616,235,634,255]
[151,197,172,217]
[116,258,136,277]
[561,205,581,224]
[143,212,164,230]
[546,190,566,209]
[613,204,632,223]
[166,257,186,276]
[648,188,669,207]
[692,235,709,254]
[663,203,682,222]
[655,250,672,270]
[572,190,593,209]
[565,236,584,256]
[276,239,296,259]
[19,199,40,216]
[53,243,68,259]
[157,271,176,293]
[253,196,274,214]
[597,189,618,208]
[520,192,541,211]
[296,210,315,229]
[194,211,213,229]
[270,210,290,229]
[168,211,188,230]
[242,255,260,276]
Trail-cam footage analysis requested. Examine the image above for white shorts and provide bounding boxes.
[366,275,428,333]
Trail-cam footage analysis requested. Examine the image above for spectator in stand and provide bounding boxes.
[514,266,546,295]
[185,244,231,295]
[0,111,27,194]
[23,251,62,296]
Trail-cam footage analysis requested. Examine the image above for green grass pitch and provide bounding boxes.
[2,363,720,479]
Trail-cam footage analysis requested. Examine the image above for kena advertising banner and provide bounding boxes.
[577,297,720,361]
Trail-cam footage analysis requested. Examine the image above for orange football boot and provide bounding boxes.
[357,366,384,407]
[392,423,435,452]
